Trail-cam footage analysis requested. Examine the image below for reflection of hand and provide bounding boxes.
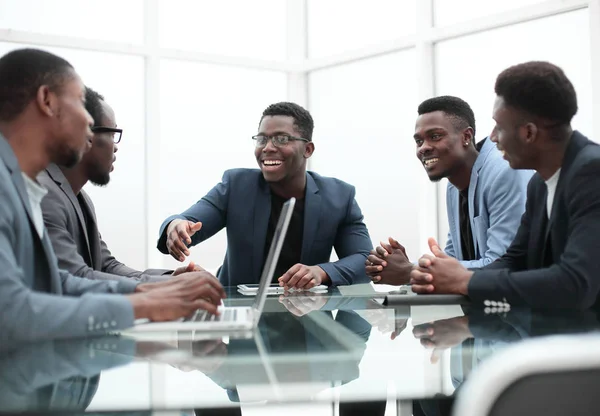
[412,316,472,363]
[366,237,414,285]
[278,291,328,316]
[410,238,472,294]
[362,309,408,340]
[278,264,328,289]
[166,339,228,374]
[172,261,205,276]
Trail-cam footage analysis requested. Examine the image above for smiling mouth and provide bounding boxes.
[422,158,439,168]
[262,160,283,167]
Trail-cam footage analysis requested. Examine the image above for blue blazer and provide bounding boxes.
[157,169,373,287]
[445,138,533,267]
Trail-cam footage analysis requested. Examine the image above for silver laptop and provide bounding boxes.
[129,197,296,332]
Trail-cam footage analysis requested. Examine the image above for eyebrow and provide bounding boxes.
[257,131,289,136]
[413,127,446,139]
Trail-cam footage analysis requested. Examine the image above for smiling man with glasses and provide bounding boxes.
[38,86,201,283]
[158,101,373,290]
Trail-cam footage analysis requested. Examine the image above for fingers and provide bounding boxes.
[389,237,408,258]
[176,226,192,253]
[380,241,393,255]
[410,268,434,293]
[418,254,435,268]
[367,254,386,267]
[411,284,435,294]
[185,261,196,272]
[371,275,381,283]
[278,297,305,316]
[285,268,309,289]
[428,237,448,258]
[167,237,187,262]
[375,246,389,258]
[188,221,203,237]
[190,299,219,316]
[278,263,302,286]
[296,273,315,289]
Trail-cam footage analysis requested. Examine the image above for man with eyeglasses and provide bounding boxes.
[158,102,373,289]
[39,87,200,283]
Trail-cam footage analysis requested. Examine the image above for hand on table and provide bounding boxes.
[130,271,226,321]
[366,237,414,285]
[278,263,329,289]
[410,238,472,295]
[172,261,205,276]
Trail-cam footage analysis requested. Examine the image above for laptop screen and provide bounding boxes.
[252,197,296,320]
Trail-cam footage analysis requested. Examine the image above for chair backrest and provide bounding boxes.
[452,333,600,416]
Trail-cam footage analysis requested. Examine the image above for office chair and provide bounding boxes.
[452,333,600,416]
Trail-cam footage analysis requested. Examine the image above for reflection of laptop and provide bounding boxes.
[130,198,296,332]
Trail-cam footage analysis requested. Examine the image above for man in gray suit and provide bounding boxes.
[0,48,226,343]
[39,87,199,283]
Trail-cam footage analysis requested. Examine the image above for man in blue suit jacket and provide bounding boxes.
[366,96,531,284]
[158,102,372,289]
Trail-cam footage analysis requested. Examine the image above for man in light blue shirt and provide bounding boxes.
[366,96,532,283]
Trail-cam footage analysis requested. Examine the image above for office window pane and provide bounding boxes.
[0,43,146,269]
[159,0,286,60]
[0,0,144,44]
[434,0,546,26]
[434,9,592,248]
[309,51,425,260]
[158,60,287,271]
[308,0,417,58]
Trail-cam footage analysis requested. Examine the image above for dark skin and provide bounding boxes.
[0,70,226,321]
[59,100,200,277]
[166,115,329,289]
[410,96,572,295]
[367,111,478,285]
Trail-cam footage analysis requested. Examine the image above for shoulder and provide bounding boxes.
[221,168,262,183]
[308,171,355,193]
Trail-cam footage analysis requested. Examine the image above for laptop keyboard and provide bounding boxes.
[192,308,238,322]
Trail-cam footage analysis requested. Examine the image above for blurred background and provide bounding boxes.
[0,0,596,272]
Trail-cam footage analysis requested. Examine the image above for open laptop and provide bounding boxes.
[129,197,296,332]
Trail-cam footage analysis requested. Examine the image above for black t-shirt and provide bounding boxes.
[263,192,305,282]
[459,189,476,261]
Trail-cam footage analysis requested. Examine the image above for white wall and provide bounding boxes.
[0,0,598,271]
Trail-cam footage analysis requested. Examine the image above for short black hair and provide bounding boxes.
[0,48,75,122]
[495,61,578,125]
[260,102,314,141]
[417,95,476,138]
[85,86,105,126]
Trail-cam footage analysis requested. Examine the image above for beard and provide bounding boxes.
[89,170,110,187]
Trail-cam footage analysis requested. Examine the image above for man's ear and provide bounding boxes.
[304,141,315,158]
[36,85,55,117]
[462,126,475,146]
[523,122,538,144]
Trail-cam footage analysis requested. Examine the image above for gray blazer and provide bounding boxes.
[38,164,167,283]
[0,135,137,343]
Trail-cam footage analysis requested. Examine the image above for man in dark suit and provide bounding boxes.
[0,48,225,343]
[39,87,199,283]
[410,61,600,311]
[158,102,373,289]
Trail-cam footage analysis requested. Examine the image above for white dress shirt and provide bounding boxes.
[545,168,561,218]
[21,172,48,238]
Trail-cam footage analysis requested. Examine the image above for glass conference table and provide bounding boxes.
[2,284,599,415]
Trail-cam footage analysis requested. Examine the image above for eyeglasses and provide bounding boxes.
[252,134,310,148]
[91,126,123,144]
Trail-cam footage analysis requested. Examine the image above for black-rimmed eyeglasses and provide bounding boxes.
[91,126,123,144]
[252,134,310,148]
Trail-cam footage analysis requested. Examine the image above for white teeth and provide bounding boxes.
[263,160,282,166]
[424,158,439,167]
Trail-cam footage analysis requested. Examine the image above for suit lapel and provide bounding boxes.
[45,164,94,266]
[0,136,62,293]
[301,174,321,262]
[79,190,102,268]
[252,180,271,282]
[448,186,463,260]
[467,169,480,256]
